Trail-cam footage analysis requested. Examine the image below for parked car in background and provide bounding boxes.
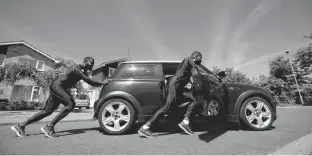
[75,98,90,109]
[93,61,277,135]
[71,88,91,109]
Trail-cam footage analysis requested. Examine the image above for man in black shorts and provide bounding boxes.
[11,57,111,138]
[138,51,207,138]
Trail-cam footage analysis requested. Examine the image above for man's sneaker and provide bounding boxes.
[11,124,26,137]
[178,122,194,135]
[138,127,156,138]
[41,126,58,138]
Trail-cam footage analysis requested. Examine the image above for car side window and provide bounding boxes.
[117,63,162,79]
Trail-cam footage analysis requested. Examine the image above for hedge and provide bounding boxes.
[0,100,44,111]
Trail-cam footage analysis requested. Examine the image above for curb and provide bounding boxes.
[0,118,95,126]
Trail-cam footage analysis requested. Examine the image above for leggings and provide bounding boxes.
[21,83,76,127]
[147,77,186,125]
[182,91,198,119]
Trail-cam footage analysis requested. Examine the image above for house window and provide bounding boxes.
[0,54,5,66]
[36,61,45,71]
[31,86,40,101]
[19,57,37,68]
[108,67,116,76]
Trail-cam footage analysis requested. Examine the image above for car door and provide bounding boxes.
[115,63,164,115]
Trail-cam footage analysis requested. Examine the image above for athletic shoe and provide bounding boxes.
[41,125,58,138]
[11,124,26,137]
[138,127,156,138]
[178,122,194,135]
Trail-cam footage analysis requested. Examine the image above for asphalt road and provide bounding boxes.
[1,107,312,155]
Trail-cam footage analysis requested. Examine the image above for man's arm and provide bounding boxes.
[74,67,109,87]
[187,58,221,82]
[190,67,199,84]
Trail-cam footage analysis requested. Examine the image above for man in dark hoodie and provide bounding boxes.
[11,57,111,138]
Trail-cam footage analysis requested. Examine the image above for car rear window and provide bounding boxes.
[113,63,163,79]
[162,63,180,75]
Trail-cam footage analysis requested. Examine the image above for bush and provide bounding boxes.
[0,100,44,111]
[273,96,296,107]
[302,87,312,105]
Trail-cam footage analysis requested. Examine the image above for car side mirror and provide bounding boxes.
[217,71,227,78]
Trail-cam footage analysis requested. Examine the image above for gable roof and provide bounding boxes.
[93,58,128,71]
[122,60,181,64]
[0,41,59,63]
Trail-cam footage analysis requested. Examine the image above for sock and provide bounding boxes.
[142,125,150,129]
[183,119,189,125]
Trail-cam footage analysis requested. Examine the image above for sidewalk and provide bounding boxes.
[0,109,95,126]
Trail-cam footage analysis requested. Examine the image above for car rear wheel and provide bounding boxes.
[98,99,135,135]
[240,97,273,131]
[206,98,223,116]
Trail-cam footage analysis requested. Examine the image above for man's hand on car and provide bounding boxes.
[185,83,193,90]
[102,79,112,85]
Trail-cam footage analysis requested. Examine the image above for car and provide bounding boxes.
[71,88,91,109]
[93,61,277,135]
[75,98,90,109]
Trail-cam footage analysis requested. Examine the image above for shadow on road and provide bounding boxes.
[27,127,100,137]
[56,127,100,137]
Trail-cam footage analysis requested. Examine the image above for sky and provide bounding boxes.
[0,0,311,78]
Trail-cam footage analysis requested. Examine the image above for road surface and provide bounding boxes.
[1,107,312,155]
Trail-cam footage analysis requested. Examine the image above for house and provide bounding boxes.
[80,58,128,107]
[0,41,59,102]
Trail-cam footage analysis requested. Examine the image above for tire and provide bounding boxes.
[86,106,90,109]
[98,99,135,135]
[205,97,224,116]
[239,97,274,131]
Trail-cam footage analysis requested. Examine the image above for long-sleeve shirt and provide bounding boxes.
[54,65,103,89]
[174,57,199,81]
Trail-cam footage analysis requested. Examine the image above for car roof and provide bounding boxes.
[121,61,181,64]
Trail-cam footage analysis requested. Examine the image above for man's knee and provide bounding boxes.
[64,104,75,113]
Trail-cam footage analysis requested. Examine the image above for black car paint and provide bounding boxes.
[93,62,276,124]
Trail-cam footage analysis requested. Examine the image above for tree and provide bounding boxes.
[251,75,288,96]
[224,68,252,84]
[304,33,312,40]
[269,56,292,82]
[0,65,4,82]
[0,62,37,86]
[212,66,252,84]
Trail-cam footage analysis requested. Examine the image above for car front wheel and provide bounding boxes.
[240,97,274,131]
[98,99,135,135]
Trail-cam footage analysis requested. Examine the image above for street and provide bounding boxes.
[1,107,312,155]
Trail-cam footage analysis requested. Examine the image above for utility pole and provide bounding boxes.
[285,51,304,105]
[128,48,132,61]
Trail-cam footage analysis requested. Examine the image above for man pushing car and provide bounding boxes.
[138,51,212,138]
[11,57,111,138]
